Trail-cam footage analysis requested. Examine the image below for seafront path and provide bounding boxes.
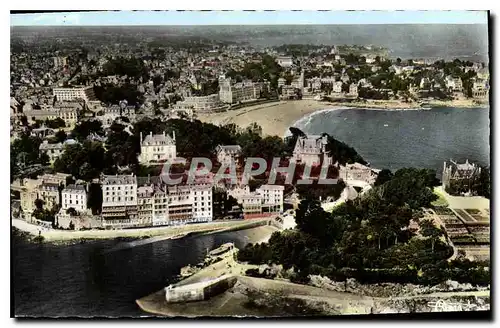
[11,217,275,242]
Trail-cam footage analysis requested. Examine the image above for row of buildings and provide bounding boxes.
[172,75,270,113]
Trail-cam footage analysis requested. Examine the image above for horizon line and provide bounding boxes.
[10,11,489,26]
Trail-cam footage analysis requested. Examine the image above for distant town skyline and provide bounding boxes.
[10,10,488,26]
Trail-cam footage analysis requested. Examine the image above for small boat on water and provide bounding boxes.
[384,124,389,127]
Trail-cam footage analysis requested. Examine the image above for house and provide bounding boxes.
[445,76,463,92]
[280,85,299,100]
[442,160,482,196]
[216,145,242,167]
[61,184,87,213]
[332,81,343,94]
[472,79,489,98]
[349,83,359,97]
[38,182,60,210]
[291,134,332,167]
[338,162,380,185]
[138,131,177,164]
[39,141,64,163]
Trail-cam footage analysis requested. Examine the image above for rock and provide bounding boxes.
[258,264,269,275]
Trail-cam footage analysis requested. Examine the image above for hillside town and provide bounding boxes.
[9,12,492,319]
[10,36,490,235]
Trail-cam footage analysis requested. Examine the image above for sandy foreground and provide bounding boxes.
[197,99,487,138]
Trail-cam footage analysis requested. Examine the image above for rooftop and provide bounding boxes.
[102,174,137,185]
[63,184,86,193]
[141,131,175,145]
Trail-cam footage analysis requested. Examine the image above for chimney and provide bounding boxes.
[173,130,176,141]
[140,132,143,143]
[163,131,165,137]
[150,131,153,137]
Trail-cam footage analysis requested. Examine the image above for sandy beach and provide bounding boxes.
[198,99,487,138]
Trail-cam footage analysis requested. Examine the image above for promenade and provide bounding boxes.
[11,217,272,242]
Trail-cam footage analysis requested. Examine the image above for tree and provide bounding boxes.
[71,120,104,142]
[34,198,44,211]
[87,183,103,215]
[419,219,444,252]
[44,118,66,129]
[374,169,393,186]
[54,130,67,143]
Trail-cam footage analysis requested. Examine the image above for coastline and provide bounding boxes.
[197,99,488,138]
[136,244,490,317]
[11,217,272,243]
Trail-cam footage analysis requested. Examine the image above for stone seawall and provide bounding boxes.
[165,274,237,303]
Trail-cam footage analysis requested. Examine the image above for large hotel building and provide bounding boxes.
[218,75,269,105]
[53,86,96,102]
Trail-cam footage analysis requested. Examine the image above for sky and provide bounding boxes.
[10,11,488,26]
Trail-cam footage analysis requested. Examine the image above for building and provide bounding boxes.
[15,179,42,221]
[241,193,263,217]
[215,145,242,166]
[173,94,225,112]
[276,56,293,68]
[101,174,138,228]
[332,81,343,93]
[349,83,359,97]
[226,184,251,204]
[290,71,305,91]
[61,184,87,213]
[137,184,154,227]
[280,85,299,100]
[53,86,96,102]
[219,75,268,105]
[240,184,284,218]
[138,131,177,164]
[291,134,332,167]
[96,105,121,127]
[338,162,380,185]
[151,183,213,226]
[445,76,463,92]
[57,107,78,127]
[23,109,59,124]
[39,141,64,164]
[278,77,286,88]
[442,160,482,196]
[53,56,68,68]
[472,79,489,98]
[257,184,284,214]
[38,182,60,210]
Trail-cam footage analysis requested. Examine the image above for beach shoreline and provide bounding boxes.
[197,99,488,138]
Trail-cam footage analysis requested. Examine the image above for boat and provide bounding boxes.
[384,124,389,127]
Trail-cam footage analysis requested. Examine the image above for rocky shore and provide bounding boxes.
[137,246,490,317]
